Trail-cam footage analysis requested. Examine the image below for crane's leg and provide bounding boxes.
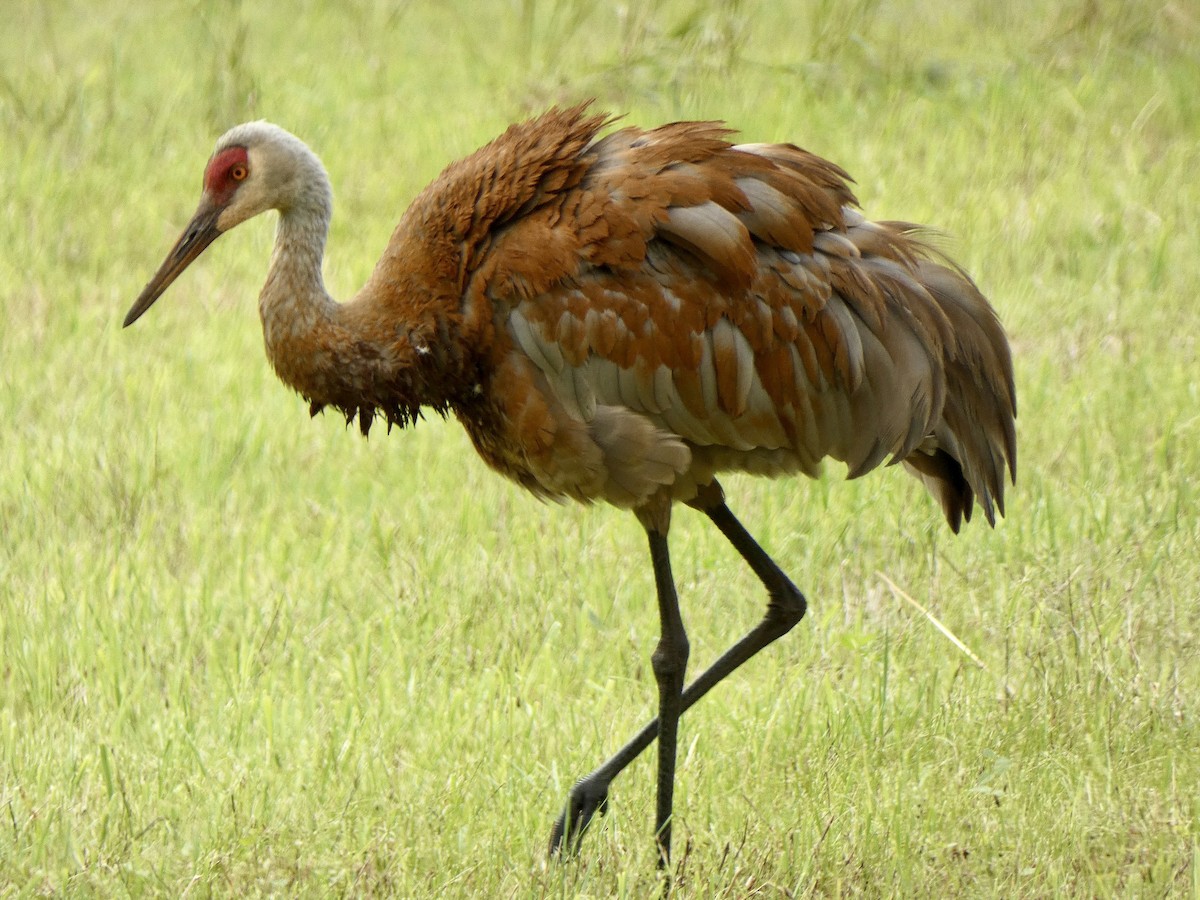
[645,512,688,867]
[549,480,808,857]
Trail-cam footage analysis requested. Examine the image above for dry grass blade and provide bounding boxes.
[876,570,988,670]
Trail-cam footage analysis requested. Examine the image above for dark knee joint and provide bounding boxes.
[651,635,690,686]
[766,580,806,633]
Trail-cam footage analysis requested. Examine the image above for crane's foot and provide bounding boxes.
[548,773,611,857]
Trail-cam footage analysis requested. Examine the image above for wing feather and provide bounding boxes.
[445,106,1013,525]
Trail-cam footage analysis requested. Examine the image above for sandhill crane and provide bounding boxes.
[125,104,1016,867]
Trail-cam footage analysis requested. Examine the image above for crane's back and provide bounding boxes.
[356,106,1015,530]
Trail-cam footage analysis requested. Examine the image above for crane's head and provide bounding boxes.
[124,122,329,327]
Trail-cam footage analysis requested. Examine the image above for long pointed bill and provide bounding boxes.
[123,200,225,327]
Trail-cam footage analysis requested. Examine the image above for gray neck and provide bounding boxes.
[259,177,338,350]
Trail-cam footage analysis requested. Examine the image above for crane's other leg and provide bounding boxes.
[549,480,808,856]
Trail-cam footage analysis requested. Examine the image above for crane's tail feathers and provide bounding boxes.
[907,260,1017,530]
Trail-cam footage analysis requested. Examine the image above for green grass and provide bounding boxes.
[3,0,1199,895]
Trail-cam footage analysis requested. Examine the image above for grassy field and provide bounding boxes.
[3,0,1199,895]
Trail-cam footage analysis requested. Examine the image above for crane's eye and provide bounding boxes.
[230,163,248,182]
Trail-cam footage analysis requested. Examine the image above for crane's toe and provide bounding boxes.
[548,775,611,857]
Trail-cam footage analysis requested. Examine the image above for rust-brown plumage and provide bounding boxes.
[126,104,1016,866]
